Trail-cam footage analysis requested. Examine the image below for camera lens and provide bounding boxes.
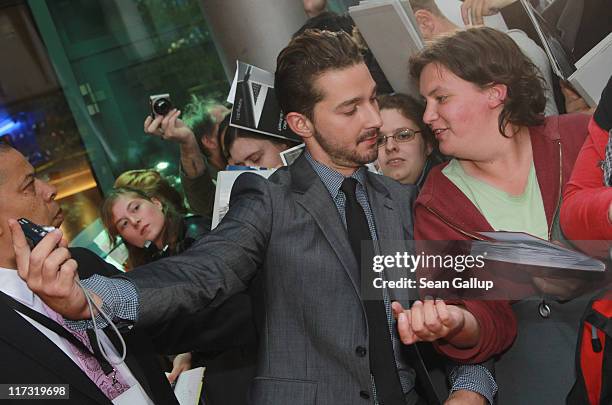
[153,98,172,116]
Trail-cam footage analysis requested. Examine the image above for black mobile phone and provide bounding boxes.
[18,218,53,248]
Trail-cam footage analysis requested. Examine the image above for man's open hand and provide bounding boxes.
[392,299,466,344]
[392,299,479,348]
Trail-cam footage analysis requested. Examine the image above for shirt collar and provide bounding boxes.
[304,150,368,199]
[0,266,35,307]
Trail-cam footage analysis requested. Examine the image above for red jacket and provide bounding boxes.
[561,117,612,242]
[414,114,590,363]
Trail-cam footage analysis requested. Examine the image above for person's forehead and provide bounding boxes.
[232,137,266,156]
[380,108,418,129]
[314,63,375,104]
[112,195,136,216]
[420,63,465,91]
[0,149,32,183]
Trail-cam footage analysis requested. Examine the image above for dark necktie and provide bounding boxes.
[341,178,405,405]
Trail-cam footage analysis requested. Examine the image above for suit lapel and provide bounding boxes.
[291,155,362,297]
[0,301,110,405]
[367,176,441,403]
[367,174,406,242]
[367,174,415,303]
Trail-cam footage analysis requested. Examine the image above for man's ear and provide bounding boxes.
[414,9,436,40]
[286,112,315,140]
[487,83,508,109]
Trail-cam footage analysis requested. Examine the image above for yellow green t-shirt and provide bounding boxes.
[442,159,548,240]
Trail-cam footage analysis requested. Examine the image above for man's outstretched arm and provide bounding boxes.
[10,173,274,329]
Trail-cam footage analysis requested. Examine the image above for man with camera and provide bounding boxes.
[147,94,229,217]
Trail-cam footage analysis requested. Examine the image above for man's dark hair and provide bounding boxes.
[182,96,216,136]
[293,11,355,38]
[0,142,12,153]
[181,95,229,155]
[378,93,436,149]
[275,29,364,120]
[0,142,14,185]
[292,13,394,96]
[410,27,546,136]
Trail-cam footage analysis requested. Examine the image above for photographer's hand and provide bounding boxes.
[144,109,193,144]
[144,109,206,178]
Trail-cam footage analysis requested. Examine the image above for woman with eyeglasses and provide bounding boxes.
[377,93,445,189]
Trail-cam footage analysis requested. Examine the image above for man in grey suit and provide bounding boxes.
[12,30,495,404]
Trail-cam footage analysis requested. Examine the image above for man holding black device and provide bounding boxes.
[0,143,179,404]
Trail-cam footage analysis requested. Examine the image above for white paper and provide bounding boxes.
[569,32,612,107]
[280,143,305,166]
[212,169,277,229]
[112,384,154,405]
[349,0,424,96]
[227,62,239,104]
[167,367,205,405]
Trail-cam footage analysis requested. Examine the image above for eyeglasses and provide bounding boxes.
[376,128,423,148]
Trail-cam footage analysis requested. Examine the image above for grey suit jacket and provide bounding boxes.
[126,154,442,404]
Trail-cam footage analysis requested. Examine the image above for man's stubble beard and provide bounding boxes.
[312,128,378,168]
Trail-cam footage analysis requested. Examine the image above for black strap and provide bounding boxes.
[341,178,406,405]
[586,310,612,337]
[0,291,114,374]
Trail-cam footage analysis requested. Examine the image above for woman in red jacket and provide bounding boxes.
[396,27,591,404]
[561,75,612,247]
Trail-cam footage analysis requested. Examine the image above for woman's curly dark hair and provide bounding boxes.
[410,27,546,137]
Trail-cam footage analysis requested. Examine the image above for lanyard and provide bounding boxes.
[0,291,115,375]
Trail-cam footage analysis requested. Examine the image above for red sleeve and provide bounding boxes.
[433,300,517,363]
[414,204,518,363]
[561,119,612,240]
[414,203,464,241]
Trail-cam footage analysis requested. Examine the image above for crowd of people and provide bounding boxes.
[1,0,610,404]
